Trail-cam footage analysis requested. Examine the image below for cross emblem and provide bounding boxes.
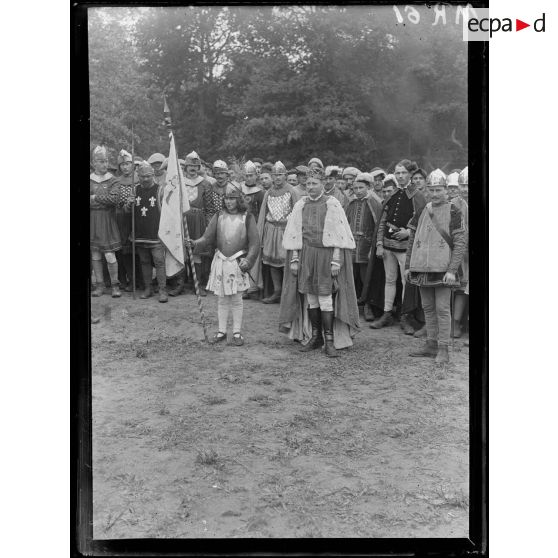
[141,206,148,217]
[135,196,141,206]
[149,196,156,207]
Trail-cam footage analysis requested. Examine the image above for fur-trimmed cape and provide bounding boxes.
[278,195,360,349]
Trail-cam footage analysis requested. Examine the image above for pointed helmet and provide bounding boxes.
[184,150,201,167]
[427,169,447,187]
[458,166,468,186]
[244,160,257,174]
[271,161,287,175]
[117,149,132,165]
[446,171,460,187]
[212,159,229,172]
[92,145,108,160]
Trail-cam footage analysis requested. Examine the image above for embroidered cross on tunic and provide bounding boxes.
[149,196,156,207]
[141,206,148,217]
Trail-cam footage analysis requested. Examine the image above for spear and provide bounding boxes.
[163,95,209,342]
[131,124,137,299]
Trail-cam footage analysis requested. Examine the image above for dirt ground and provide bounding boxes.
[91,288,469,539]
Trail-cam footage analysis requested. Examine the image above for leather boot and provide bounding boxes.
[194,263,207,296]
[369,311,393,329]
[413,325,427,338]
[262,291,281,304]
[400,313,415,335]
[91,259,105,297]
[140,263,153,299]
[91,283,104,297]
[363,304,376,322]
[107,261,120,297]
[140,286,152,299]
[168,271,185,296]
[451,320,462,338]
[299,308,324,352]
[409,339,438,357]
[321,311,339,358]
[156,263,168,303]
[435,344,449,364]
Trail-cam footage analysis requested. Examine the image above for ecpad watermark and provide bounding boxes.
[463,8,546,40]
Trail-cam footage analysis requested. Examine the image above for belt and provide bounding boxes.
[216,249,246,262]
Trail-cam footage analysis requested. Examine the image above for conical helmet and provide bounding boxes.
[446,171,460,187]
[458,166,468,186]
[184,150,201,167]
[212,160,229,172]
[244,160,257,174]
[272,161,287,175]
[92,145,108,160]
[427,168,447,186]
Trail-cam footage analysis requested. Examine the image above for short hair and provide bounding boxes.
[396,159,418,173]
[252,158,264,165]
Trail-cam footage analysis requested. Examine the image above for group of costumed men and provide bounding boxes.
[90,146,469,363]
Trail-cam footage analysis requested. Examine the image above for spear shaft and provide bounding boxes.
[164,96,209,342]
[131,124,136,299]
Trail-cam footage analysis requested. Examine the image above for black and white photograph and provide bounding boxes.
[78,2,484,549]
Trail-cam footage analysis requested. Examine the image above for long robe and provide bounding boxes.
[278,196,360,349]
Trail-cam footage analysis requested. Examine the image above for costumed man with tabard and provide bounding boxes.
[254,161,300,304]
[278,169,360,357]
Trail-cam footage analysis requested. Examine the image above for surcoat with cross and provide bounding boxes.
[133,183,162,243]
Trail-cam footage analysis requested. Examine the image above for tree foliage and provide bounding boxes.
[89,5,467,170]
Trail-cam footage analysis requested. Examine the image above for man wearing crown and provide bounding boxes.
[90,145,123,298]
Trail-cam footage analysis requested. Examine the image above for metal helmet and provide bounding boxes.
[427,169,448,187]
[458,166,468,186]
[184,150,201,167]
[117,149,132,165]
[225,183,242,198]
[137,161,154,175]
[244,160,257,174]
[446,171,460,187]
[92,145,108,160]
[212,160,229,172]
[271,161,287,175]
